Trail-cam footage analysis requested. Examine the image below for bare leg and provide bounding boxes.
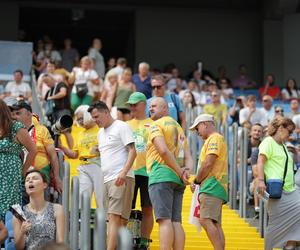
[157,219,174,250]
[107,213,122,250]
[216,223,225,249]
[172,222,185,250]
[199,218,224,250]
[141,206,154,239]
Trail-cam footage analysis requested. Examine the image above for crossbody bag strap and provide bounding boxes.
[282,145,289,187]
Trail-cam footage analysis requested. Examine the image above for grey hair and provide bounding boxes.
[74,105,94,126]
[138,62,150,70]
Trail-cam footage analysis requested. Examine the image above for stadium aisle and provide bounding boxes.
[63,125,270,250]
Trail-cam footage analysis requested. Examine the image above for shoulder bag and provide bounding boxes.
[266,145,289,199]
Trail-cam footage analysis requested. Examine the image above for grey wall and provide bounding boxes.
[135,8,262,82]
[0,2,19,41]
[263,20,283,86]
[283,14,300,84]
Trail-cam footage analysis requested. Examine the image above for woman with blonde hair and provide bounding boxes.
[60,105,104,208]
[257,117,300,250]
[70,56,100,110]
[111,67,136,121]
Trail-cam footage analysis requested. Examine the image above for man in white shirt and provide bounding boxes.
[239,95,268,127]
[88,101,136,250]
[5,70,32,101]
[260,95,275,122]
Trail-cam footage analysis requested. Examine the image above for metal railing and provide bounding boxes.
[239,127,248,218]
[64,174,132,250]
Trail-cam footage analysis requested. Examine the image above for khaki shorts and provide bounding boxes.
[103,177,135,220]
[199,193,223,224]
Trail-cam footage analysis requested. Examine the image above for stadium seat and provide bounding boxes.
[4,212,15,250]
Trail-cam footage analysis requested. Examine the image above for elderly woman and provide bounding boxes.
[0,100,37,220]
[13,169,64,250]
[60,105,104,208]
[70,56,100,110]
[257,117,300,250]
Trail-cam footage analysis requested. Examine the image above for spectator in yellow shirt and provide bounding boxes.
[203,91,227,126]
[12,101,62,197]
[60,105,103,209]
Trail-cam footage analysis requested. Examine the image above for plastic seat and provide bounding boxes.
[4,211,15,250]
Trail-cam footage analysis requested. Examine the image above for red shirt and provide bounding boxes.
[259,86,280,99]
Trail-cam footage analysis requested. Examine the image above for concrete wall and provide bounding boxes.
[263,20,284,86]
[0,2,19,41]
[135,8,262,82]
[283,14,300,84]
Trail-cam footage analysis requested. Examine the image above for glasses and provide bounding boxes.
[152,85,164,90]
[262,99,270,102]
[275,109,283,113]
[283,126,293,135]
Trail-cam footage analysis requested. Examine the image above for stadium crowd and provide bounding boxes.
[0,36,300,250]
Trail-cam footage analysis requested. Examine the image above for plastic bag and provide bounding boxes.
[188,185,202,232]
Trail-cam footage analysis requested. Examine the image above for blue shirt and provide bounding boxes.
[146,93,183,122]
[132,74,152,99]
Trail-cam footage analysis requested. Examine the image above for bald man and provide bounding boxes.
[146,97,193,250]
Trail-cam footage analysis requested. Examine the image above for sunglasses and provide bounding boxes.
[275,109,283,113]
[262,99,270,102]
[152,85,164,90]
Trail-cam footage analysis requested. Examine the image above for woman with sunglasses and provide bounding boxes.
[13,169,64,250]
[257,117,300,250]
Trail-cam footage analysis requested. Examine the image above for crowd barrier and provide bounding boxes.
[61,172,132,250]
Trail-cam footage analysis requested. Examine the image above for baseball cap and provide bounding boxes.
[189,114,214,131]
[12,100,32,113]
[3,96,18,108]
[127,92,147,104]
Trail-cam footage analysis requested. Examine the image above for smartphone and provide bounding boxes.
[256,188,269,203]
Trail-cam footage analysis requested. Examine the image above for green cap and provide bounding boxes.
[127,92,147,104]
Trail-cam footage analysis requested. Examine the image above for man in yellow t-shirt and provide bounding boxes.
[203,91,227,126]
[147,97,193,250]
[190,113,228,250]
[126,92,153,248]
[13,101,62,198]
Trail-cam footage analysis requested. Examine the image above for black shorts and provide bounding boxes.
[132,175,152,209]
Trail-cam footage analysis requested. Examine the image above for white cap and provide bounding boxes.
[189,114,214,130]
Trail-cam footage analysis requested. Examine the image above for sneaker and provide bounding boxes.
[255,207,260,213]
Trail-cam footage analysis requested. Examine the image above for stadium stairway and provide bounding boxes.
[150,190,265,250]
[63,125,267,250]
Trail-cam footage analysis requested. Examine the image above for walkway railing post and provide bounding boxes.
[94,209,107,250]
[259,198,264,237]
[241,127,248,217]
[81,191,91,250]
[62,161,70,244]
[117,227,133,250]
[230,123,238,210]
[70,176,79,250]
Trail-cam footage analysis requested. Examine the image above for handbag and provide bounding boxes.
[45,84,58,116]
[76,83,88,98]
[266,145,289,199]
